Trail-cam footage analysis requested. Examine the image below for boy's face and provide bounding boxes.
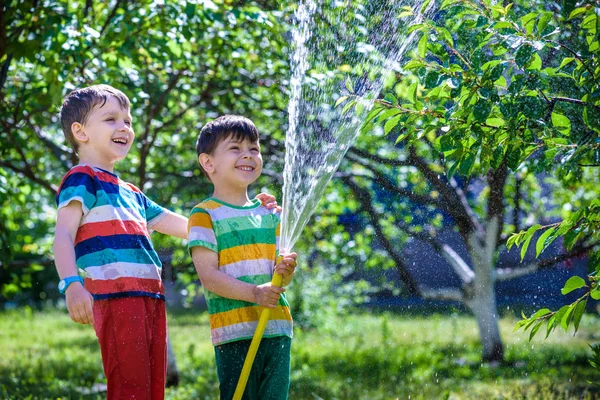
[201,136,263,189]
[73,95,134,164]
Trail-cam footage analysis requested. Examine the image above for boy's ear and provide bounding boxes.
[71,122,89,144]
[198,153,214,174]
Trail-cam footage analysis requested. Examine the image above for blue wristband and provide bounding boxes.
[58,276,84,294]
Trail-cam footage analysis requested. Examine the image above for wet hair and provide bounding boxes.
[196,115,259,156]
[60,84,130,152]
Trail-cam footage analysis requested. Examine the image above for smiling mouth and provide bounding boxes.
[112,138,128,145]
[236,166,254,171]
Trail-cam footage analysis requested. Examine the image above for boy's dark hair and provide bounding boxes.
[196,115,259,157]
[60,84,130,153]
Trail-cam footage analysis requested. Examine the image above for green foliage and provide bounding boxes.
[1,0,290,303]
[344,0,599,179]
[515,262,600,337]
[1,309,598,399]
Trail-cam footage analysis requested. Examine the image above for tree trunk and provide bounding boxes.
[466,216,505,363]
[466,288,504,363]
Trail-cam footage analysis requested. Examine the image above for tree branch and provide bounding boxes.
[0,160,57,194]
[421,287,464,302]
[496,242,598,281]
[345,152,440,207]
[342,176,421,295]
[408,146,484,239]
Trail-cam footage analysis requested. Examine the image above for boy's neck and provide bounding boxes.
[211,186,253,207]
[78,153,116,173]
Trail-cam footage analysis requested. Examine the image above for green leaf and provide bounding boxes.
[473,99,492,122]
[486,117,505,127]
[545,314,558,338]
[561,276,587,295]
[507,233,519,250]
[459,153,475,176]
[520,12,538,35]
[420,0,433,14]
[537,12,553,35]
[167,40,182,57]
[515,44,534,68]
[345,76,354,93]
[407,81,418,103]
[521,224,542,260]
[572,299,587,333]
[569,7,588,20]
[530,308,551,319]
[535,226,557,257]
[560,303,576,331]
[514,319,529,332]
[527,53,542,71]
[591,288,600,300]
[384,93,398,106]
[418,33,428,58]
[551,112,571,135]
[404,60,426,70]
[558,57,576,69]
[335,96,349,107]
[384,115,402,135]
[529,320,544,341]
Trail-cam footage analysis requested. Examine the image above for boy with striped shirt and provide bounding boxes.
[188,115,297,400]
[53,86,278,399]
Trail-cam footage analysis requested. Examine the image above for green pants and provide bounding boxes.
[214,336,291,400]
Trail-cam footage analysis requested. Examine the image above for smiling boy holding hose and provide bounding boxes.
[188,115,297,400]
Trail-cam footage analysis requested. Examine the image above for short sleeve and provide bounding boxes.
[142,194,167,228]
[187,207,217,253]
[56,168,97,215]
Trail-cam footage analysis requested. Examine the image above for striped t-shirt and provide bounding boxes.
[187,197,293,346]
[56,165,167,300]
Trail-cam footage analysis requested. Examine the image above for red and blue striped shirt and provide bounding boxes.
[56,165,167,300]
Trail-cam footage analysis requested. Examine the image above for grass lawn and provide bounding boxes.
[0,307,598,399]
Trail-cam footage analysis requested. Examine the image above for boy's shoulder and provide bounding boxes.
[190,198,221,213]
[59,165,141,194]
[190,198,279,218]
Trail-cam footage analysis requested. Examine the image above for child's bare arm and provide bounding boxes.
[53,202,94,324]
[152,211,189,239]
[191,246,284,308]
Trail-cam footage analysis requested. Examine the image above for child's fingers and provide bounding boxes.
[83,302,94,325]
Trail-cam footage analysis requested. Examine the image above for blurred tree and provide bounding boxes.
[336,0,600,362]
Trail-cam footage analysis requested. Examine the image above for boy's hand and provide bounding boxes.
[275,252,297,281]
[65,283,95,324]
[253,283,285,308]
[256,193,281,212]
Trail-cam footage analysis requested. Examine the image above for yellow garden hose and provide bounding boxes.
[233,265,284,400]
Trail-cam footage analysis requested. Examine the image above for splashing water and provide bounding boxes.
[279,0,435,253]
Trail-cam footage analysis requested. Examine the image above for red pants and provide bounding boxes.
[93,296,167,400]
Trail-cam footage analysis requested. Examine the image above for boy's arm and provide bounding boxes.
[53,202,94,325]
[191,246,285,308]
[152,211,189,239]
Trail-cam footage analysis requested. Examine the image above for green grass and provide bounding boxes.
[0,307,598,399]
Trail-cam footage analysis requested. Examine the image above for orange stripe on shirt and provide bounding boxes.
[209,305,292,329]
[219,243,276,266]
[188,212,213,231]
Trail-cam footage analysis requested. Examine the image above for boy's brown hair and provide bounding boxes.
[60,84,130,152]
